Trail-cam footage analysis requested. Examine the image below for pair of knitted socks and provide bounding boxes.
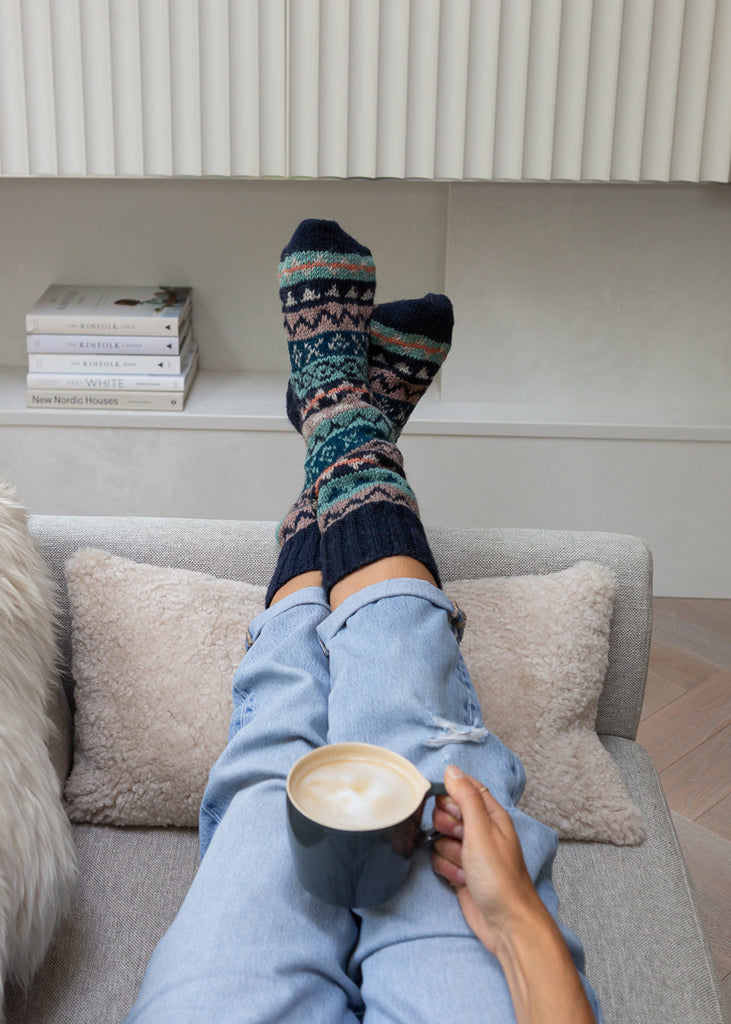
[266,219,452,606]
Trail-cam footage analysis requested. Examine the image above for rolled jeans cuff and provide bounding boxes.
[317,576,465,648]
[245,586,329,648]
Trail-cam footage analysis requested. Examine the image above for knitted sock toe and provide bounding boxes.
[369,293,453,439]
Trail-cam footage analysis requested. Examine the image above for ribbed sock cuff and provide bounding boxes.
[265,521,322,607]
[320,502,441,597]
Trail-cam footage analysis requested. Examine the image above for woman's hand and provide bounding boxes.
[431,764,547,957]
[432,765,598,1024]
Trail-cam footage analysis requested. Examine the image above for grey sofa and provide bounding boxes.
[5,516,728,1024]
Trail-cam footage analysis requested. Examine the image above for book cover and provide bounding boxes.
[27,344,198,392]
[26,388,188,412]
[28,331,195,374]
[26,322,191,355]
[26,285,192,336]
[26,358,198,412]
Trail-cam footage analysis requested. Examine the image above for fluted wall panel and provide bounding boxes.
[0,0,729,180]
[0,0,286,176]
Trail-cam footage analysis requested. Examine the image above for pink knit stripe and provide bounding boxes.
[318,482,419,531]
[282,303,370,339]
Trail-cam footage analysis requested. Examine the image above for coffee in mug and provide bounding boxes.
[292,753,424,830]
[286,742,446,907]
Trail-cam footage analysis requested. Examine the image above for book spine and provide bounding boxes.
[27,369,189,391]
[26,389,187,411]
[25,300,191,337]
[27,332,186,355]
[26,314,185,337]
[27,345,196,392]
[28,350,187,374]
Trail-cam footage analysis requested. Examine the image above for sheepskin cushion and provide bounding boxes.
[64,549,643,843]
[0,481,76,1002]
[449,564,644,844]
[64,549,260,827]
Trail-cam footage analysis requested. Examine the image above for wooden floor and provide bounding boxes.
[637,598,730,1014]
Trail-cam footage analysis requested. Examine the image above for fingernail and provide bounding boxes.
[445,765,464,781]
[444,800,462,820]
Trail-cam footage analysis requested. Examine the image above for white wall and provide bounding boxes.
[0,178,729,596]
[444,183,731,416]
[0,178,447,371]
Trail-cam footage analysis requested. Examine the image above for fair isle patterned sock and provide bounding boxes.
[316,436,440,597]
[266,218,385,605]
[270,294,452,603]
[369,293,453,439]
[310,293,450,595]
[264,485,320,607]
[280,218,377,444]
[286,293,454,440]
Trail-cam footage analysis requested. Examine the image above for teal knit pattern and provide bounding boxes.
[279,221,381,444]
[273,219,440,598]
[268,295,453,604]
[278,220,394,492]
[316,437,419,530]
[368,293,453,437]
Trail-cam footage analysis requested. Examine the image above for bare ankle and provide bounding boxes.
[269,571,324,605]
[329,557,436,609]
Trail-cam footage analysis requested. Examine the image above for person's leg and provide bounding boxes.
[126,218,387,1023]
[279,228,600,1018]
[124,220,453,1024]
[319,579,603,1023]
[124,586,362,1024]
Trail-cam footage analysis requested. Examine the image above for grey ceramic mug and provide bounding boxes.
[286,742,447,908]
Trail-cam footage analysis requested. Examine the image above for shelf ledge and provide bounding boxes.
[1,368,729,441]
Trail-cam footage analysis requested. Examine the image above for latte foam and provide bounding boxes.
[292,757,421,831]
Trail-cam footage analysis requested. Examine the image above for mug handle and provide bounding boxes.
[419,781,449,846]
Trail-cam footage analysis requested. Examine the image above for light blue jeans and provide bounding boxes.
[125,579,603,1023]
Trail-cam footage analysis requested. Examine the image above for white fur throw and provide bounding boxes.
[0,482,75,1010]
[64,550,643,844]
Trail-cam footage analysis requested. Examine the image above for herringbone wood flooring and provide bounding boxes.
[637,598,731,1012]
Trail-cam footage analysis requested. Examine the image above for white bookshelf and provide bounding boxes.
[1,178,728,597]
[1,366,728,442]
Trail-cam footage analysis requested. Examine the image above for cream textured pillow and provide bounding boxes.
[449,564,644,844]
[64,549,264,827]
[64,550,643,843]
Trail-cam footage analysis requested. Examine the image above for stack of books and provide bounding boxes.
[25,285,197,411]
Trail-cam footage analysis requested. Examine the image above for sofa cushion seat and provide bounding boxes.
[555,738,724,1024]
[6,826,199,1024]
[7,739,726,1024]
[8,515,723,1024]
